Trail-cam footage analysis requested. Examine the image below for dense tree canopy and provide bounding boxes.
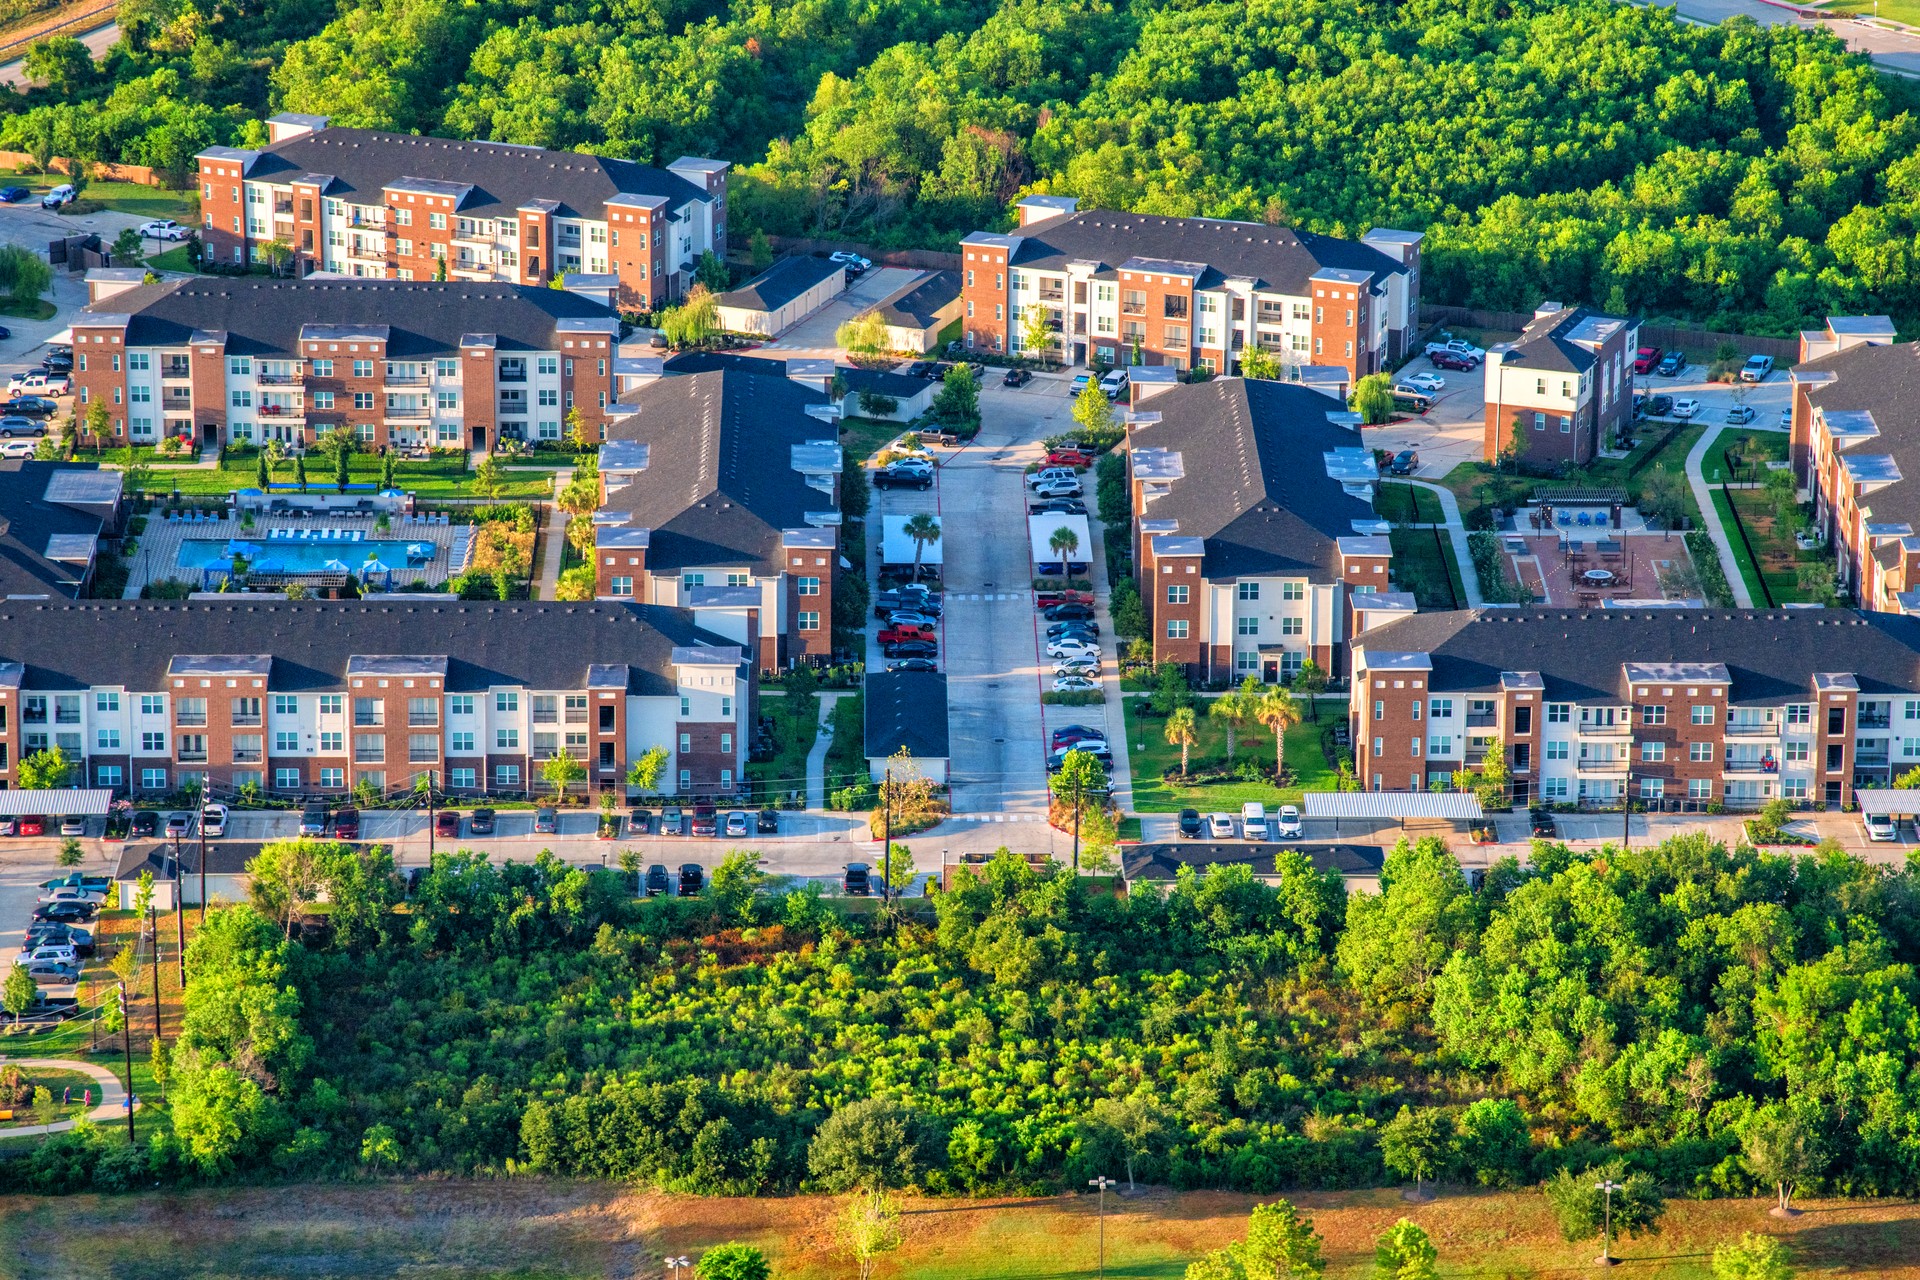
[8,0,1920,330]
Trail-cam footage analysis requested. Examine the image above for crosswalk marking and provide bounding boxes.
[946,592,1026,601]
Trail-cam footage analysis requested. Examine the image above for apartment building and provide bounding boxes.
[71,278,622,453]
[0,598,750,799]
[1481,303,1637,468]
[1787,316,1920,612]
[197,114,729,310]
[594,367,843,673]
[960,197,1422,379]
[0,461,123,599]
[1351,608,1920,808]
[1128,377,1402,682]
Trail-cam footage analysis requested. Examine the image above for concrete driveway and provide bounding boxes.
[1367,355,1487,478]
[0,199,147,383]
[1634,360,1791,434]
[760,267,925,359]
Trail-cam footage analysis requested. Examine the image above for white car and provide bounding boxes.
[1026,466,1078,488]
[1031,477,1083,500]
[1864,812,1897,842]
[138,219,189,241]
[39,184,74,209]
[1670,397,1701,420]
[1046,638,1100,662]
[1053,675,1100,693]
[829,250,871,272]
[884,436,932,460]
[1274,804,1302,839]
[1053,659,1100,677]
[199,803,229,836]
[14,942,77,969]
[1098,369,1129,400]
[7,372,67,396]
[1424,337,1485,363]
[1241,802,1269,840]
[0,439,33,458]
[36,886,104,907]
[1206,812,1236,839]
[1404,371,1446,394]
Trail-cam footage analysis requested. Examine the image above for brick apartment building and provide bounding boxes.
[593,367,843,674]
[1127,376,1407,682]
[1351,608,1920,809]
[0,598,751,799]
[197,114,728,310]
[72,277,623,452]
[1787,315,1920,612]
[1481,302,1637,468]
[960,198,1422,379]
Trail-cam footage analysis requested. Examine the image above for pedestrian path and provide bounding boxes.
[805,691,851,810]
[532,467,573,600]
[1683,425,1755,606]
[0,1056,135,1139]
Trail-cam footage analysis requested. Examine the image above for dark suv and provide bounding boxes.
[678,863,705,896]
[842,863,872,895]
[645,864,671,897]
[469,808,496,835]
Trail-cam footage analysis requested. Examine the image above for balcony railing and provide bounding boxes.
[258,372,304,386]
[1726,720,1780,736]
[1037,288,1065,303]
[274,200,293,215]
[1859,715,1892,730]
[177,749,207,764]
[259,403,304,420]
[347,241,386,260]
[161,363,191,379]
[1121,302,1147,316]
[1579,721,1633,735]
[232,747,263,764]
[384,375,431,387]
[384,405,431,420]
[1856,753,1892,768]
[497,369,527,383]
[1465,712,1497,728]
[1576,756,1630,772]
[1724,759,1780,774]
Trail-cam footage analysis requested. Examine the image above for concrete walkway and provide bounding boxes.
[806,691,853,810]
[1407,479,1485,607]
[0,1056,135,1139]
[1684,425,1754,607]
[533,467,573,600]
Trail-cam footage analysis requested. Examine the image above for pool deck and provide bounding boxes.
[127,511,469,598]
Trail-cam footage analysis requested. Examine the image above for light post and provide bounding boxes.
[168,831,185,986]
[115,981,135,1143]
[882,765,893,907]
[666,1256,692,1280]
[1593,1178,1621,1267]
[1088,1176,1115,1279]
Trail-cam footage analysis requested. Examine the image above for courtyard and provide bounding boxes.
[126,508,470,596]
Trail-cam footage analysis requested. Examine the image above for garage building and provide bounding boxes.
[713,256,847,337]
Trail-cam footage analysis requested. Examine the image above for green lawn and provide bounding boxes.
[839,415,900,463]
[1389,526,1467,608]
[1701,428,1789,485]
[1375,481,1444,524]
[144,244,195,273]
[748,691,818,805]
[1440,422,1707,526]
[0,296,55,320]
[109,446,554,500]
[1127,700,1338,812]
[1718,482,1832,607]
[12,175,198,221]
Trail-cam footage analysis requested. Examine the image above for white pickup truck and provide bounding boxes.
[1424,337,1486,363]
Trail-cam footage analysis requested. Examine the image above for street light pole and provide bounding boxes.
[1593,1178,1621,1266]
[116,981,135,1144]
[147,899,162,1045]
[198,812,209,926]
[1088,1176,1115,1279]
[169,832,185,986]
[882,765,893,907]
[1072,774,1081,872]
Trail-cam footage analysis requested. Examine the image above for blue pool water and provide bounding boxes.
[177,538,437,573]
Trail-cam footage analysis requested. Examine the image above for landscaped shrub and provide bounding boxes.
[1684,530,1737,605]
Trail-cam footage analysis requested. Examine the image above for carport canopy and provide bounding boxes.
[1856,790,1920,818]
[1303,793,1485,820]
[0,789,114,815]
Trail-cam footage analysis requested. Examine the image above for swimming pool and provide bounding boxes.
[178,538,437,573]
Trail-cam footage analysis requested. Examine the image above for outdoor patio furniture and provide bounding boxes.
[1582,568,1616,587]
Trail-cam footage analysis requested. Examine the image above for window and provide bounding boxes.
[141,731,165,752]
[611,576,632,596]
[273,695,298,716]
[721,696,733,718]
[679,733,692,753]
[407,697,439,727]
[232,735,263,764]
[1429,736,1453,756]
[1641,741,1666,761]
[320,731,343,753]
[1236,616,1259,636]
[232,697,261,726]
[96,692,119,713]
[140,694,164,716]
[311,391,335,409]
[353,734,384,763]
[1545,740,1568,760]
[320,767,345,788]
[1689,778,1713,799]
[353,392,374,410]
[1281,617,1303,636]
[496,692,519,713]
[275,768,300,790]
[494,765,520,788]
[429,212,447,231]
[450,731,475,753]
[1167,619,1189,639]
[797,576,820,596]
[1640,778,1665,800]
[353,360,374,379]
[96,765,122,787]
[1431,699,1453,719]
[798,611,820,630]
[1641,704,1666,725]
[448,695,473,716]
[1372,737,1383,757]
[496,729,520,750]
[352,698,383,726]
[176,697,207,726]
[1692,704,1715,725]
[409,735,439,763]
[680,697,690,718]
[97,729,120,750]
[1784,740,1810,763]
[311,359,334,378]
[679,769,692,791]
[141,768,168,790]
[1782,778,1809,799]
[177,734,207,762]
[1166,584,1189,605]
[1234,581,1262,601]
[682,572,705,590]
[451,767,476,789]
[1690,741,1714,762]
[274,731,298,752]
[1281,582,1304,601]
[1786,703,1811,725]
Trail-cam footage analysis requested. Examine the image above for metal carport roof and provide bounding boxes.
[1302,793,1485,820]
[0,789,115,816]
[1855,790,1920,817]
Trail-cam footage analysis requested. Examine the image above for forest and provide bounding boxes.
[8,833,1920,1204]
[6,0,1920,332]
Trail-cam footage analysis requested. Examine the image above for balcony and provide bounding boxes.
[384,374,431,387]
[274,199,293,215]
[1037,287,1065,303]
[496,368,527,383]
[1726,719,1780,736]
[1578,720,1632,736]
[1724,758,1780,775]
[346,241,386,261]
[1859,714,1892,731]
[1576,756,1630,772]
[1856,752,1892,769]
[160,363,192,380]
[232,747,263,764]
[258,372,304,386]
[1465,712,1497,728]
[177,748,207,764]
[1121,302,1148,317]
[259,403,304,421]
[384,404,431,420]
[348,211,384,229]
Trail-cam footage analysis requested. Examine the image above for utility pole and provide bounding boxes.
[882,765,892,907]
[168,833,185,986]
[1593,1178,1621,1266]
[116,981,135,1144]
[1072,773,1082,872]
[426,768,437,860]
[147,899,161,1044]
[1088,1176,1115,1279]
[198,813,209,925]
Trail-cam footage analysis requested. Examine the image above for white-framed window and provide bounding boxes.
[1236,617,1259,636]
[1692,704,1715,725]
[97,729,120,750]
[1782,778,1808,799]
[141,768,167,790]
[1642,704,1666,725]
[274,731,298,752]
[799,611,820,630]
[451,767,476,789]
[1281,618,1303,635]
[1167,619,1189,639]
[495,692,518,712]
[495,764,520,787]
[1689,778,1713,799]
[1166,585,1188,604]
[496,729,519,750]
[1641,741,1665,761]
[451,731,475,753]
[1235,651,1259,673]
[1547,703,1569,723]
[96,692,119,712]
[141,732,165,752]
[320,731,342,752]
[319,694,343,716]
[1690,741,1713,762]
[1238,582,1260,601]
[1545,740,1568,760]
[97,765,123,787]
[275,768,300,790]
[611,576,632,596]
[320,767,345,788]
[448,695,473,716]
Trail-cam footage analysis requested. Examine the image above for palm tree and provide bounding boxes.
[1254,686,1303,780]
[903,512,941,582]
[1209,681,1255,764]
[1165,706,1197,778]
[1049,525,1080,565]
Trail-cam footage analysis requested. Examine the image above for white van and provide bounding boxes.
[40,184,74,209]
[1240,802,1269,840]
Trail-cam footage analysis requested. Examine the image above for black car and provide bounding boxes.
[872,465,933,491]
[1646,394,1674,417]
[1389,449,1419,476]
[2,396,55,416]
[1045,602,1097,623]
[1529,807,1557,839]
[1003,367,1033,388]
[1655,351,1686,376]
[678,863,705,896]
[33,901,95,924]
[468,807,496,835]
[130,810,159,838]
[1047,621,1099,640]
[0,186,29,202]
[885,639,938,659]
[904,361,935,378]
[756,808,780,834]
[842,862,872,895]
[41,355,71,374]
[1031,499,1087,516]
[887,657,939,673]
[644,864,671,897]
[1178,808,1203,839]
[0,326,13,341]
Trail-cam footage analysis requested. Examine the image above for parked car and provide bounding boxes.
[842,863,872,895]
[1429,350,1477,372]
[468,807,496,835]
[25,924,92,954]
[26,960,80,986]
[0,186,30,202]
[874,590,941,617]
[757,808,779,834]
[1424,337,1485,364]
[1741,354,1775,382]
[1656,350,1687,376]
[1046,746,1111,773]
[1025,466,1078,488]
[637,864,667,897]
[678,863,705,896]
[1206,812,1236,839]
[1098,368,1129,400]
[164,813,189,839]
[1030,499,1088,516]
[0,815,16,836]
[533,806,558,834]
[1030,476,1083,500]
[434,810,461,838]
[299,804,328,836]
[38,885,105,907]
[1046,448,1094,468]
[0,416,41,437]
[1053,659,1100,678]
[1241,802,1270,840]
[2,396,56,416]
[881,610,939,629]
[1404,371,1446,394]
[1389,449,1420,476]
[1045,602,1097,622]
[0,439,32,458]
[873,464,933,490]
[828,250,871,274]
[15,943,79,970]
[878,624,935,646]
[1035,588,1094,608]
[17,814,45,837]
[1274,805,1303,839]
[7,372,67,396]
[1046,638,1100,661]
[1646,394,1674,417]
[903,361,935,379]
[1003,367,1033,387]
[885,639,939,660]
[1070,372,1093,394]
[658,806,684,836]
[1671,397,1702,419]
[33,901,94,925]
[1391,389,1433,414]
[724,810,750,838]
[1051,725,1104,749]
[887,657,940,673]
[1178,808,1203,838]
[130,811,159,838]
[690,803,718,837]
[40,183,75,209]
[1780,408,1793,429]
[1726,404,1756,425]
[138,219,190,241]
[57,814,86,837]
[1632,346,1662,375]
[627,808,652,836]
[323,807,355,839]
[1865,812,1898,842]
[199,803,228,837]
[39,872,111,894]
[1529,807,1556,838]
[1053,675,1100,693]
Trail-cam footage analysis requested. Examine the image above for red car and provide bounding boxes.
[1035,588,1094,608]
[331,807,360,839]
[1045,449,1094,468]
[878,624,935,646]
[1632,346,1662,375]
[1429,350,1477,372]
[434,810,461,838]
[17,814,45,836]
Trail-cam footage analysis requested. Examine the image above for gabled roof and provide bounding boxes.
[1800,341,1920,534]
[600,371,839,572]
[715,256,843,314]
[0,600,737,695]
[662,350,924,400]
[81,279,617,358]
[1496,305,1630,375]
[207,127,711,221]
[1354,608,1920,705]
[864,671,950,760]
[991,210,1405,293]
[1129,378,1378,579]
[870,271,961,329]
[0,461,116,598]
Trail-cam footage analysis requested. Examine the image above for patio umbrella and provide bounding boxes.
[322,558,351,574]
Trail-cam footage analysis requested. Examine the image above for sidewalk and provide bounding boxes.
[1683,425,1754,606]
[532,467,572,600]
[1407,479,1485,607]
[805,691,852,810]
[0,1056,134,1139]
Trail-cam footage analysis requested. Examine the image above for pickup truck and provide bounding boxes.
[878,623,935,646]
[1035,587,1094,608]
[1423,338,1485,364]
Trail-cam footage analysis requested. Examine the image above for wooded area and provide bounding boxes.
[5,0,1920,332]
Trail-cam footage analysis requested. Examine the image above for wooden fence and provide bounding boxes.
[0,150,166,187]
[1418,304,1801,362]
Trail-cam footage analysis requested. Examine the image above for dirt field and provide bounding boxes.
[4,1181,1920,1280]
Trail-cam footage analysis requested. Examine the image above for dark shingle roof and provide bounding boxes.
[863,671,950,760]
[992,211,1404,292]
[871,271,960,329]
[0,461,114,598]
[84,279,616,358]
[0,599,735,695]
[231,127,709,221]
[1799,341,1920,532]
[602,370,837,572]
[115,841,273,880]
[1122,841,1385,883]
[715,256,843,314]
[663,351,924,400]
[1498,306,1628,375]
[1355,608,1920,705]
[1130,378,1377,579]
